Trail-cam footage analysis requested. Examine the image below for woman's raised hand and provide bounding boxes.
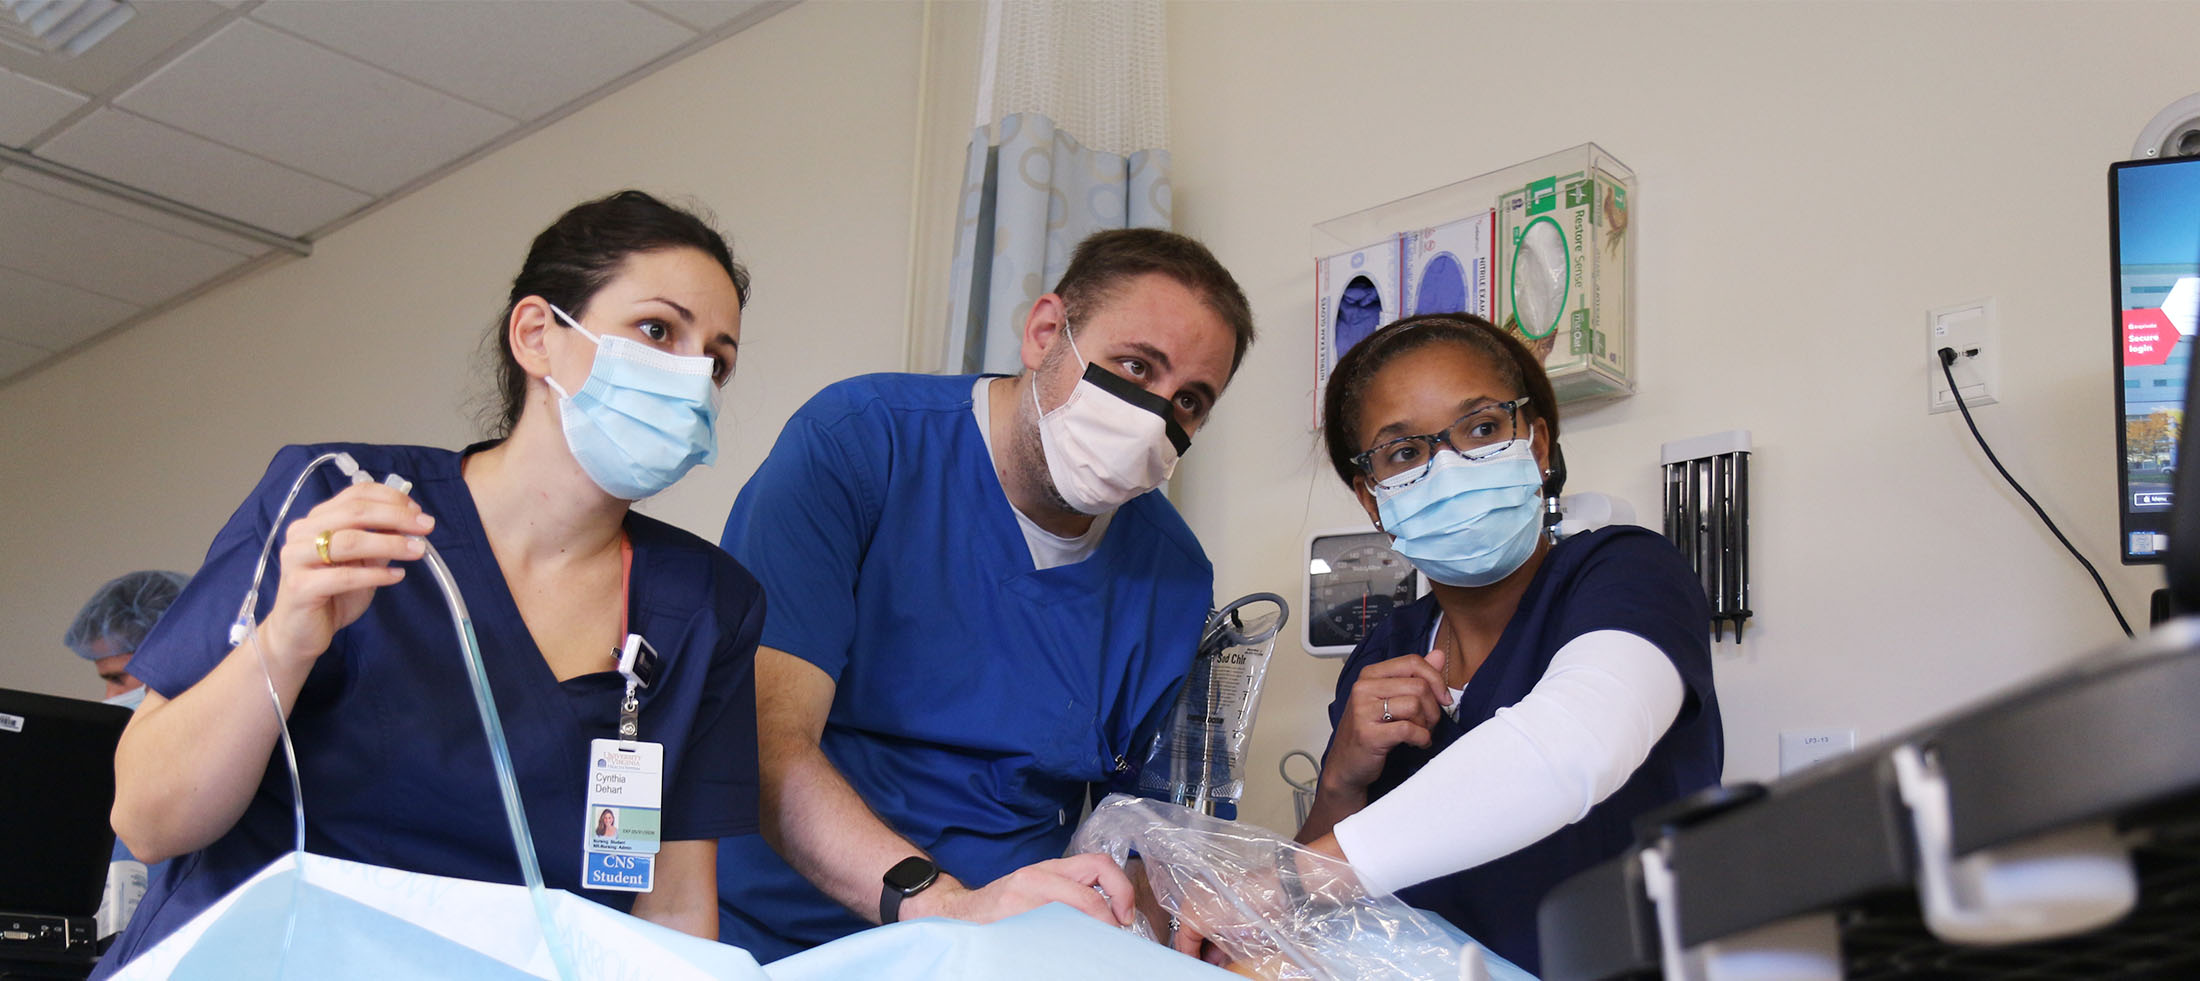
[258,483,434,666]
[1321,649,1450,796]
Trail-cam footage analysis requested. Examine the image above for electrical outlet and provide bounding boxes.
[1779,729,1856,776]
[1928,299,1999,414]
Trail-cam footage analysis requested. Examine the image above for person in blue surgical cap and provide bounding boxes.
[715,228,1255,961]
[1288,313,1722,975]
[64,569,191,939]
[96,191,763,974]
[63,570,190,708]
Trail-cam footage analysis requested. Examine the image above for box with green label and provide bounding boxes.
[1494,146,1633,403]
[1311,143,1635,416]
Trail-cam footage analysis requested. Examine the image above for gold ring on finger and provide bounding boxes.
[315,530,335,565]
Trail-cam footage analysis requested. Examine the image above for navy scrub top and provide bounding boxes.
[97,442,763,973]
[715,373,1213,961]
[1323,526,1722,975]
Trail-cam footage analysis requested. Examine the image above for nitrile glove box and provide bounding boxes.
[1314,235,1402,398]
[1404,211,1495,322]
[1313,143,1636,415]
[1494,148,1633,403]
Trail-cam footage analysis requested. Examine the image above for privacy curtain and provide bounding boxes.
[944,0,1171,374]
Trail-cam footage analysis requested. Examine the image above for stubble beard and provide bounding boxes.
[1017,345,1083,517]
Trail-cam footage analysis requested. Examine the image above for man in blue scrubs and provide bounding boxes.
[716,229,1255,960]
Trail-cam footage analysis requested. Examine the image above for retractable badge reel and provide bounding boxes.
[583,634,663,893]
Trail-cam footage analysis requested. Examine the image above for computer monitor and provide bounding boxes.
[2110,155,2200,564]
[0,689,130,919]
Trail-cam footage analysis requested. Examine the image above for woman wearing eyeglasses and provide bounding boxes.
[1291,313,1723,975]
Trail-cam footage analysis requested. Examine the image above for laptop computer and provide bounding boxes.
[0,688,131,973]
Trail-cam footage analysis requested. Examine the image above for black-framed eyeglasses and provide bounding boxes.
[1351,397,1531,487]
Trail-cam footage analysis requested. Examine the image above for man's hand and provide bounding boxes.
[903,854,1136,928]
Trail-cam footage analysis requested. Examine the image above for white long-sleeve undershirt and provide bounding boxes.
[1330,629,1685,896]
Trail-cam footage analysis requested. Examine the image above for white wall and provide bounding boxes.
[1,1,928,698]
[7,0,2197,844]
[1165,1,2200,833]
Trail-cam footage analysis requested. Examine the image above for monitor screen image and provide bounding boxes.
[2112,156,2200,563]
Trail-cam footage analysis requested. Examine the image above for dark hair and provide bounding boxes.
[1055,228,1256,376]
[1320,313,1564,497]
[484,190,749,437]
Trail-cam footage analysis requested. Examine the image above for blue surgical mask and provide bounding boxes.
[103,685,146,711]
[545,303,719,501]
[1372,436,1546,588]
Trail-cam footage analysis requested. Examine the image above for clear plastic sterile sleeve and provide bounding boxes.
[1067,795,1533,981]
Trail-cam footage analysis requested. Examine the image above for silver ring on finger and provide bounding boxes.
[1381,698,1393,723]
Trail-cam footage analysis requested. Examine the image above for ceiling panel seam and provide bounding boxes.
[628,0,700,32]
[0,248,292,388]
[0,263,144,325]
[20,3,257,153]
[0,147,299,255]
[85,104,382,200]
[242,16,527,126]
[0,0,801,389]
[284,1,798,247]
[0,251,160,309]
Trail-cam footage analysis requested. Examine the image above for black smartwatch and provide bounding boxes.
[880,855,939,924]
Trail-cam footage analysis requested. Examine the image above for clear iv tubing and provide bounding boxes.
[235,453,576,980]
[232,453,342,980]
[418,539,578,981]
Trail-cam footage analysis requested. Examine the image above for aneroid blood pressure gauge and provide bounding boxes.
[1303,529,1423,657]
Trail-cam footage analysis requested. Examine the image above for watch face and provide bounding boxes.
[884,856,938,893]
[1308,532,1418,651]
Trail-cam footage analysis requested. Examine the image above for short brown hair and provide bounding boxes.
[1320,313,1563,495]
[1055,228,1256,376]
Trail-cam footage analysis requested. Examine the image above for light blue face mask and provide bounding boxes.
[545,303,720,501]
[103,685,146,710]
[1372,436,1546,588]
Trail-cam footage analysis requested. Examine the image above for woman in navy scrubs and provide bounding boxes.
[1295,313,1723,975]
[100,191,764,970]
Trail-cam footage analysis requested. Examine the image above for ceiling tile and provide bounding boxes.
[40,109,372,238]
[0,175,256,305]
[2,168,269,254]
[114,19,514,194]
[635,0,782,34]
[0,333,52,382]
[0,1,237,99]
[252,1,695,121]
[0,66,89,146]
[0,264,141,351]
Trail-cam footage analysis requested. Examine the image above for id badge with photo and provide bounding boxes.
[582,738,662,892]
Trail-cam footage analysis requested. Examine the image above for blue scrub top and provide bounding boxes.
[716,373,1213,961]
[1323,526,1722,975]
[97,442,763,974]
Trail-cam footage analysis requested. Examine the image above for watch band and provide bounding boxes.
[881,883,909,926]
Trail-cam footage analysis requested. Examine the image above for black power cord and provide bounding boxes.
[1938,346,2133,637]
